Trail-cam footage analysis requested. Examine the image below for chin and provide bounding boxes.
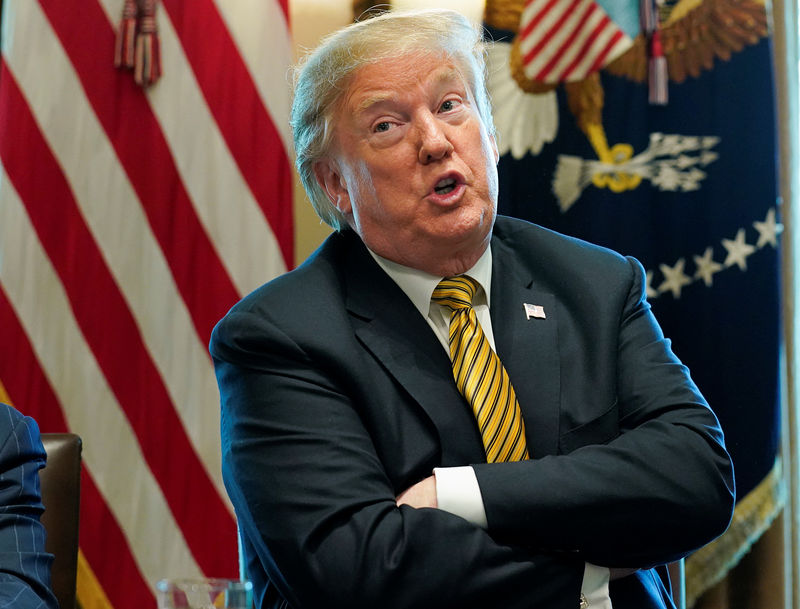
[444,205,494,238]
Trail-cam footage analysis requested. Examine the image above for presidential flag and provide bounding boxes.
[484,0,781,603]
[0,0,293,607]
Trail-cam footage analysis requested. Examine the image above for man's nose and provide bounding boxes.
[417,116,453,164]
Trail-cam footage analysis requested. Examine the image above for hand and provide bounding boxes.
[396,475,438,509]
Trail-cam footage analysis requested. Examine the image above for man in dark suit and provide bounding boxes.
[210,8,734,609]
[0,403,58,609]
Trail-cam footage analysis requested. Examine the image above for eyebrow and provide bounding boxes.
[356,93,395,113]
[354,67,466,114]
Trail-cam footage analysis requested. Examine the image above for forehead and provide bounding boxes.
[341,54,469,112]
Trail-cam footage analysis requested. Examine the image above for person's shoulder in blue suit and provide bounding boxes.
[0,403,58,609]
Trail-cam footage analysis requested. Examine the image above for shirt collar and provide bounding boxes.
[368,246,493,318]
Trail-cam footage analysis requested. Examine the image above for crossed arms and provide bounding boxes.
[211,243,734,609]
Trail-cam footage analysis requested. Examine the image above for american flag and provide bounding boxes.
[518,0,633,83]
[523,303,546,319]
[0,0,293,606]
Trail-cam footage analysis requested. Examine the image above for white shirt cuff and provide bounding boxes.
[581,563,612,609]
[432,466,488,529]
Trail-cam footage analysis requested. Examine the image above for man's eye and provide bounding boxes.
[374,121,392,133]
[440,99,459,112]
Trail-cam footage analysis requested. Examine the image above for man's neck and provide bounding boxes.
[365,237,492,277]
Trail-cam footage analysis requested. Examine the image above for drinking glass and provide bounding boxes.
[156,578,253,609]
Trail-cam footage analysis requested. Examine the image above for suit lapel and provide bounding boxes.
[340,234,486,465]
[490,236,562,457]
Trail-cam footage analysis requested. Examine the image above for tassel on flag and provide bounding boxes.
[640,0,658,33]
[134,0,162,87]
[114,0,162,88]
[114,0,138,68]
[648,30,668,105]
[641,0,668,105]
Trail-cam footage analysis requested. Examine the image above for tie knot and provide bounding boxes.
[432,276,478,310]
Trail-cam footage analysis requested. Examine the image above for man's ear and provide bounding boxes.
[313,159,352,215]
[489,133,500,165]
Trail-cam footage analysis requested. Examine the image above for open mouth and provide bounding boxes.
[434,177,457,195]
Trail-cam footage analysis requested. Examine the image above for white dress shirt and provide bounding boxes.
[369,246,612,608]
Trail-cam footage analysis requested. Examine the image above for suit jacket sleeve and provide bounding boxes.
[0,404,58,609]
[473,254,735,568]
[212,305,585,609]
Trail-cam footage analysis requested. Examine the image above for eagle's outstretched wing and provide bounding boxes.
[606,0,768,83]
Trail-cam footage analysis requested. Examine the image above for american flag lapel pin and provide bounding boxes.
[524,303,546,320]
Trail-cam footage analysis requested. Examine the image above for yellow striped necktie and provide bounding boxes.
[432,276,530,463]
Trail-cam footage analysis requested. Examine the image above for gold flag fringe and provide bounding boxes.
[685,458,785,607]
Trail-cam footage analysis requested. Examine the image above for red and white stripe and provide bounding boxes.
[0,0,293,606]
[518,0,633,83]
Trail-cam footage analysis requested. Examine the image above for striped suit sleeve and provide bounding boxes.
[0,404,58,609]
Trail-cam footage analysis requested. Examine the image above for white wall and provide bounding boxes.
[291,0,485,51]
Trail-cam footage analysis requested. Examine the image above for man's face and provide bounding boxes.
[314,53,499,275]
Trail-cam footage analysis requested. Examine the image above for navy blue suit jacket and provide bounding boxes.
[211,216,735,609]
[0,404,57,609]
